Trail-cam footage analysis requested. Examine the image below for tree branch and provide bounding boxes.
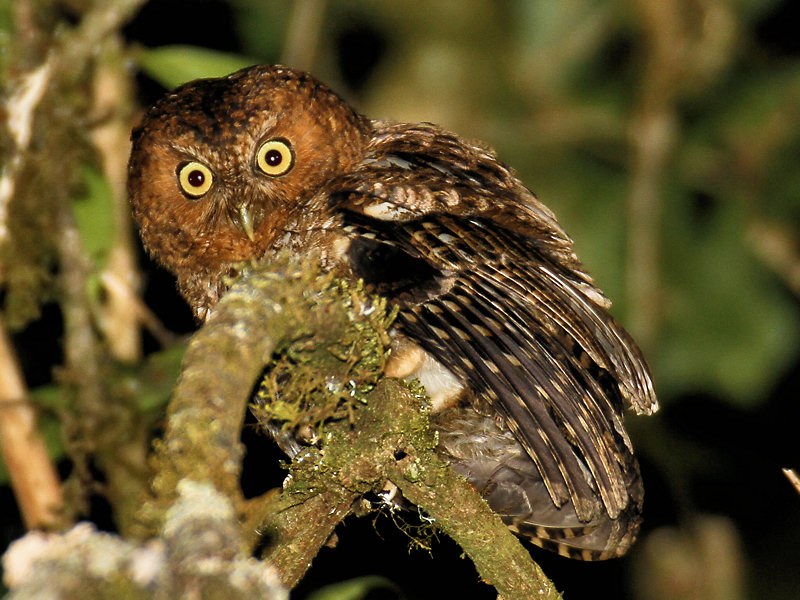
[0,317,65,530]
[144,255,562,599]
[3,483,288,600]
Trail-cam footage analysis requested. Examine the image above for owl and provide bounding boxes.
[128,64,657,560]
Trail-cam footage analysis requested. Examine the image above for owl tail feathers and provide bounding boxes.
[506,512,642,561]
[481,466,642,560]
[480,467,643,560]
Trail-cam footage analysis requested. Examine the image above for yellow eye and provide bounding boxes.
[255,139,294,176]
[177,162,213,198]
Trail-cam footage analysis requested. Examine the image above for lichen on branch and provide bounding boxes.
[144,254,561,599]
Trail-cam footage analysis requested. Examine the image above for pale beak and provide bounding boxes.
[238,204,256,242]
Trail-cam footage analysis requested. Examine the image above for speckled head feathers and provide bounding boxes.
[128,65,370,312]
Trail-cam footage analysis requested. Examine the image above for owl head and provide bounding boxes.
[128,65,370,291]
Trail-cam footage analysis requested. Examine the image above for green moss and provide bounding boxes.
[382,504,441,555]
[251,276,397,441]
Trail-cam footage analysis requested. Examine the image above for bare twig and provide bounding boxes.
[0,317,65,529]
[783,468,800,496]
[625,0,736,348]
[54,0,147,80]
[90,40,143,363]
[282,0,327,70]
[0,59,53,247]
[55,203,106,499]
[625,1,682,349]
[99,269,176,348]
[747,219,800,298]
[57,203,153,536]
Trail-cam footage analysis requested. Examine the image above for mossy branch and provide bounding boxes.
[144,255,561,600]
[3,483,288,600]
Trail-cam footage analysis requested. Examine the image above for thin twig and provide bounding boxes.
[783,468,800,496]
[281,0,327,70]
[0,58,53,247]
[625,1,682,349]
[56,203,106,503]
[747,219,800,298]
[0,317,65,529]
[90,39,143,363]
[626,0,737,348]
[99,270,176,348]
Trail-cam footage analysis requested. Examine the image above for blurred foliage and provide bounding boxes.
[304,575,401,600]
[137,44,256,88]
[73,167,115,265]
[2,0,800,599]
[0,341,183,487]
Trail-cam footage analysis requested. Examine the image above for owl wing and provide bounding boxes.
[325,158,656,529]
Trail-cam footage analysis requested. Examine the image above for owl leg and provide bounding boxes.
[385,334,465,412]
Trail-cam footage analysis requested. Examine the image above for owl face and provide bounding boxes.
[128,65,370,278]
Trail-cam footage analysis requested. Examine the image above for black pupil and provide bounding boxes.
[265,149,283,167]
[187,169,205,187]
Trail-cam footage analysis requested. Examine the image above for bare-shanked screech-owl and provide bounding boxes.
[128,64,657,560]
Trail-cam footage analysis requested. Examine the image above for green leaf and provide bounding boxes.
[229,3,289,60]
[306,576,402,600]
[658,190,799,406]
[137,45,257,88]
[119,343,187,413]
[29,384,65,410]
[73,166,114,265]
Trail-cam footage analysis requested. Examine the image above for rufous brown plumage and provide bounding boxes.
[128,64,658,559]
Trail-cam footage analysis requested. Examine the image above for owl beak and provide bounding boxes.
[237,204,256,242]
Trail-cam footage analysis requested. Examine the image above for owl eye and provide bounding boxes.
[255,139,294,176]
[177,162,214,198]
